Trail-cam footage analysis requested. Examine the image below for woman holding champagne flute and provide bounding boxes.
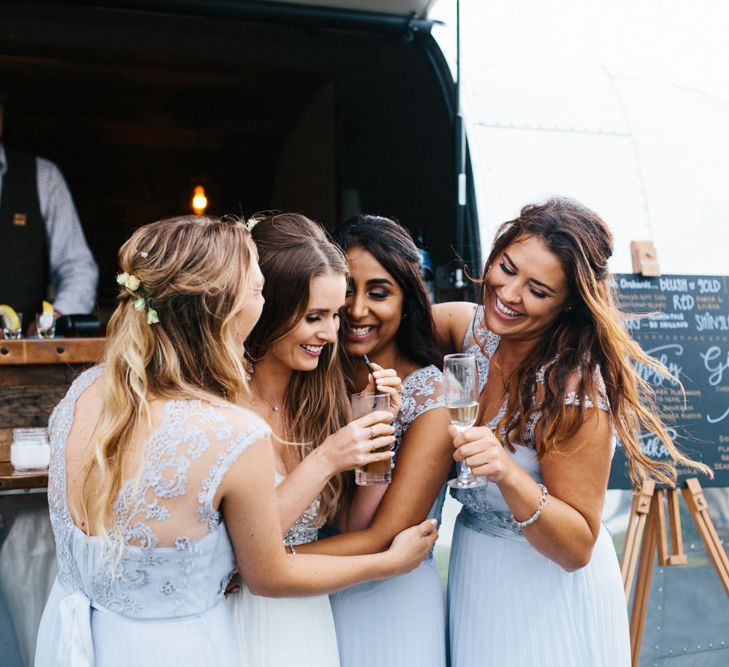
[434,198,710,666]
[228,213,404,667]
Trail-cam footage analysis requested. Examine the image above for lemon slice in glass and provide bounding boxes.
[0,304,21,331]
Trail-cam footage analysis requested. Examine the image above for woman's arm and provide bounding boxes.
[452,407,613,571]
[341,484,389,533]
[276,364,402,533]
[296,406,454,555]
[222,434,438,597]
[432,302,477,354]
[275,409,395,532]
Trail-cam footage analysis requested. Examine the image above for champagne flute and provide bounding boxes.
[444,353,487,489]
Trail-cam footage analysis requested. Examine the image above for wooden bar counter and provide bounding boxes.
[0,338,105,491]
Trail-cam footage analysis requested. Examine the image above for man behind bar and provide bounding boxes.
[0,91,98,334]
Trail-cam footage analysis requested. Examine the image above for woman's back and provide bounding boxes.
[36,366,271,666]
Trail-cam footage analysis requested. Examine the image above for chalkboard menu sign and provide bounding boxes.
[609,274,729,489]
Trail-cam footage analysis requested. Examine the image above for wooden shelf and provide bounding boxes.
[0,462,48,491]
[0,337,105,366]
[0,337,106,453]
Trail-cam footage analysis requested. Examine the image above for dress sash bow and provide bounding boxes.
[58,589,94,667]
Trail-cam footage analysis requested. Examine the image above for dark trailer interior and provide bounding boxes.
[0,0,480,310]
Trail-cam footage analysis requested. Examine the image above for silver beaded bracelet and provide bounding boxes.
[511,483,549,530]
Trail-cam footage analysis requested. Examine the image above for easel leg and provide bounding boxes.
[666,488,687,565]
[622,478,729,667]
[682,477,729,596]
[621,480,655,600]
[629,495,657,667]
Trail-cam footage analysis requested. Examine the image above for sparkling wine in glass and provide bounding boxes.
[444,353,487,489]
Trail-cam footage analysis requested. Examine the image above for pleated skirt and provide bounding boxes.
[228,584,340,667]
[447,519,630,667]
[329,558,446,667]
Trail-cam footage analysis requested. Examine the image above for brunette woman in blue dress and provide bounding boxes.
[433,198,710,666]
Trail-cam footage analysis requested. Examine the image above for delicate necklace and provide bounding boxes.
[259,394,280,412]
[252,387,283,413]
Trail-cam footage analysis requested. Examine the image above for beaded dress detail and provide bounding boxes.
[275,472,324,547]
[36,366,272,667]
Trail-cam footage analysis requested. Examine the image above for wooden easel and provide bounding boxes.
[620,477,729,666]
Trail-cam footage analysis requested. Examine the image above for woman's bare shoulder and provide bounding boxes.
[432,301,478,352]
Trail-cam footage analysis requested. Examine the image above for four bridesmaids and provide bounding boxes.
[36,202,708,666]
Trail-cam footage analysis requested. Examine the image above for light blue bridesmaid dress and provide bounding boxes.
[329,365,448,667]
[35,366,271,667]
[447,307,631,666]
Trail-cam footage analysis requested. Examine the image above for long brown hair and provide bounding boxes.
[247,213,349,521]
[480,198,710,486]
[85,215,256,550]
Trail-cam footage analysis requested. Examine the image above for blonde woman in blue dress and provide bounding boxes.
[434,198,710,666]
[34,215,438,667]
[228,213,407,667]
[294,215,452,667]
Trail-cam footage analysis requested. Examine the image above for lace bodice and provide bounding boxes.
[393,365,446,455]
[453,306,611,537]
[47,366,270,619]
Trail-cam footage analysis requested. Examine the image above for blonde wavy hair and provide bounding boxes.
[478,198,711,486]
[247,213,350,522]
[82,215,256,549]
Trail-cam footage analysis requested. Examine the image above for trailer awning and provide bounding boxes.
[253,0,435,16]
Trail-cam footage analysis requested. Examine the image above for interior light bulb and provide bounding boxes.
[192,185,208,215]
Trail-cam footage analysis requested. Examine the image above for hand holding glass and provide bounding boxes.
[444,353,487,489]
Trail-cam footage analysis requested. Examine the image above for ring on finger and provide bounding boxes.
[370,425,376,440]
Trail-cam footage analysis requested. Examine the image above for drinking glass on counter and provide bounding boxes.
[351,392,392,485]
[36,311,56,338]
[1,310,23,339]
[444,353,487,489]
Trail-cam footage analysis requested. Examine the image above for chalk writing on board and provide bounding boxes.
[609,273,729,488]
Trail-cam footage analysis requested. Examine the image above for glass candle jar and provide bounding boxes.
[10,428,51,471]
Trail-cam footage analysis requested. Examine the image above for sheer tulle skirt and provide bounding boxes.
[329,559,446,667]
[447,520,630,667]
[228,584,340,667]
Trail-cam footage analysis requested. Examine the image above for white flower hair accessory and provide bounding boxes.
[134,297,159,325]
[244,215,262,232]
[116,272,141,291]
[117,272,159,325]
